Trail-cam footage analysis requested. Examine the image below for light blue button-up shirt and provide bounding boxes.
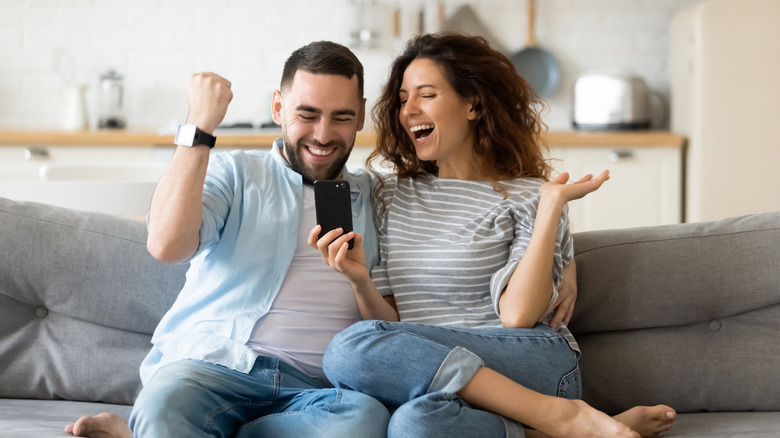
[140,139,379,385]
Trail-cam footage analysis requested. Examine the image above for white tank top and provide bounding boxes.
[246,185,360,386]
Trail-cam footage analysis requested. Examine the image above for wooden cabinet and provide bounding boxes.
[548,145,683,233]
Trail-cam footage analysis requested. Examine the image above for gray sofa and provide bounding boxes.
[1,196,778,437]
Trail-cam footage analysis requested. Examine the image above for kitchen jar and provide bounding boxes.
[97,69,126,129]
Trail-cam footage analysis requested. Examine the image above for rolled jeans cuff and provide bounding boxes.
[427,346,484,396]
[503,416,527,438]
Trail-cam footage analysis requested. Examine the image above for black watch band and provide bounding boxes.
[192,127,216,148]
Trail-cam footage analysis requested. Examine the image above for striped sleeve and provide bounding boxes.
[560,204,574,265]
[489,200,574,318]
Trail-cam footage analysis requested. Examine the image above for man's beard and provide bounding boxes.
[283,135,352,185]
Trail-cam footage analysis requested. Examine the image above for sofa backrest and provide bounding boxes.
[571,211,780,414]
[0,197,187,405]
[4,195,778,414]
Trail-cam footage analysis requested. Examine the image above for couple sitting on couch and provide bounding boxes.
[66,36,675,438]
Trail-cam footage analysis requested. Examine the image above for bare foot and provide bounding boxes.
[537,398,640,438]
[614,405,676,437]
[64,413,132,438]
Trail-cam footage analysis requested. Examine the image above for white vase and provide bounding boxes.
[63,84,88,131]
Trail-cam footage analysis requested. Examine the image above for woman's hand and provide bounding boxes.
[540,170,610,207]
[551,260,577,328]
[308,225,371,284]
[501,171,606,328]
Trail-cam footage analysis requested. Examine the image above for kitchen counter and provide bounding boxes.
[0,129,687,229]
[0,129,376,148]
[0,129,686,149]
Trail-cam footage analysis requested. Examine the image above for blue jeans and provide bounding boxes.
[323,320,581,438]
[129,356,389,438]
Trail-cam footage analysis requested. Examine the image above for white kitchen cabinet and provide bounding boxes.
[548,145,682,233]
[0,130,685,225]
[0,145,173,180]
[0,145,174,218]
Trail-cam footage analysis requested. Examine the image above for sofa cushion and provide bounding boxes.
[670,412,780,437]
[571,211,780,414]
[0,399,132,438]
[0,198,187,405]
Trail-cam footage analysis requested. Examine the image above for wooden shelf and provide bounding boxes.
[545,131,686,148]
[0,129,685,149]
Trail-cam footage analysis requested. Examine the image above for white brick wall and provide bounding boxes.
[0,0,701,131]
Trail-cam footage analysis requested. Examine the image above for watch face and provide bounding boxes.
[175,124,197,146]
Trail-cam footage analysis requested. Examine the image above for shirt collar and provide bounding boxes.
[270,137,290,168]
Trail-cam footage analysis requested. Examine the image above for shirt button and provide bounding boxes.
[352,210,358,218]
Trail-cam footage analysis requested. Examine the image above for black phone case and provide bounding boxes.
[314,180,354,249]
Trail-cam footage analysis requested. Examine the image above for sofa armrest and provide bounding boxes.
[0,198,187,404]
[570,211,780,414]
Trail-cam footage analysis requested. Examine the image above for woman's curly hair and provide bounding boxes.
[368,32,552,200]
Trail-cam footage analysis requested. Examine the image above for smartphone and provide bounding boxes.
[314,179,354,250]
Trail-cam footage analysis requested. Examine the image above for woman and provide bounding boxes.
[310,33,675,438]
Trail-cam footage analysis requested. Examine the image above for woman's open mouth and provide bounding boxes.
[410,124,434,142]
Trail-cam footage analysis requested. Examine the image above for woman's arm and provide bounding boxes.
[498,171,608,328]
[309,226,400,321]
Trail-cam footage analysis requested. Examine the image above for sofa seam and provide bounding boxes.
[0,291,156,336]
[574,301,780,336]
[574,226,780,256]
[0,210,146,245]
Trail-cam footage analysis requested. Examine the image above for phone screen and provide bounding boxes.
[313,180,354,249]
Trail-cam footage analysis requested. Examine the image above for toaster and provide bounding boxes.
[572,71,651,130]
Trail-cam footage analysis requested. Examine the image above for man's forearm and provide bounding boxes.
[147,146,210,263]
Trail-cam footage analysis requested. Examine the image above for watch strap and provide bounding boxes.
[191,127,216,148]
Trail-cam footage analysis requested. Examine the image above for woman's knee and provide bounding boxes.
[388,400,460,438]
[336,390,391,434]
[388,397,507,438]
[323,320,382,384]
[388,402,430,438]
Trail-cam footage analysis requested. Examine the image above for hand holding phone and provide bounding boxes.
[314,180,354,250]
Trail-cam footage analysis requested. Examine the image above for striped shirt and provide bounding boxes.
[372,174,574,330]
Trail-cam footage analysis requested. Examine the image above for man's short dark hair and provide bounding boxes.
[280,41,364,100]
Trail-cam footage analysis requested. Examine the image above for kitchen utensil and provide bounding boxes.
[439,5,507,53]
[62,84,88,131]
[54,49,88,130]
[348,0,377,49]
[98,69,126,129]
[53,48,77,87]
[510,0,560,98]
[572,71,651,130]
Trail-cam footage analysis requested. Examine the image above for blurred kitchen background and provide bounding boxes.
[1,0,778,231]
[0,0,699,131]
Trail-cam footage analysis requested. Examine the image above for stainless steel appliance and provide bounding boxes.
[572,71,651,130]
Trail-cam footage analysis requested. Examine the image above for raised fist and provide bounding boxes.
[185,72,233,135]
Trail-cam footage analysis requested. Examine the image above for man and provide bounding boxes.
[66,41,388,438]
